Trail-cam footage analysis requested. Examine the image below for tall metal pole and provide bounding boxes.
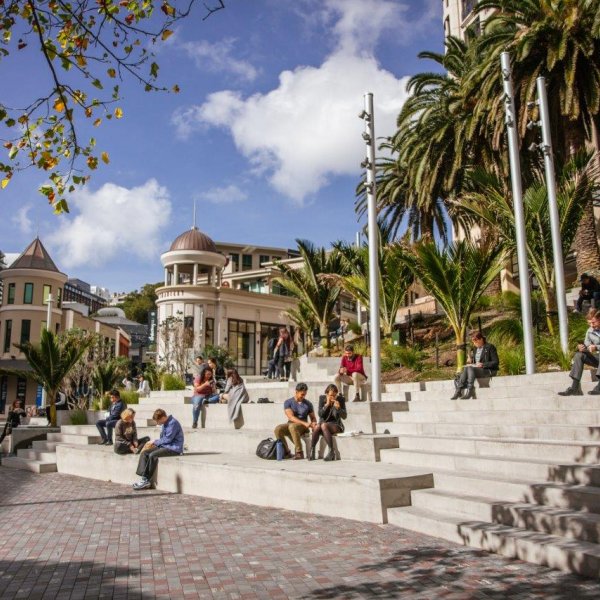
[355,231,363,327]
[361,92,381,401]
[41,293,54,410]
[536,76,569,354]
[501,52,536,374]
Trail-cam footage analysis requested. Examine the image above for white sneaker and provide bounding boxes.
[133,478,151,490]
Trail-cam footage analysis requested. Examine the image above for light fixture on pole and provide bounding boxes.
[535,76,569,354]
[359,92,381,401]
[355,231,363,327]
[41,293,54,410]
[501,52,536,374]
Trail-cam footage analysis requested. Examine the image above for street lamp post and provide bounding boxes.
[359,92,382,401]
[501,52,536,374]
[534,76,569,354]
[40,293,54,410]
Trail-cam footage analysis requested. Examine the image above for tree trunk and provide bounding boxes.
[566,123,600,275]
[544,286,556,335]
[574,199,600,276]
[455,328,467,371]
[320,323,330,357]
[48,393,57,427]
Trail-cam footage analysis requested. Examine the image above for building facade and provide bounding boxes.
[0,238,130,414]
[443,0,495,40]
[156,227,357,375]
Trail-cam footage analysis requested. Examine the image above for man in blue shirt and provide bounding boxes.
[274,382,318,460]
[96,390,126,446]
[133,408,184,490]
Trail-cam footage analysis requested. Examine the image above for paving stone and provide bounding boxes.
[1,468,599,599]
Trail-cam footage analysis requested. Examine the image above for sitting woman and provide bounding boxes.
[191,368,219,428]
[310,384,347,462]
[220,368,249,422]
[114,409,150,455]
[8,400,27,429]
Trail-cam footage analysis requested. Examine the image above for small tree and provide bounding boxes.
[399,239,507,369]
[159,312,194,379]
[15,329,92,426]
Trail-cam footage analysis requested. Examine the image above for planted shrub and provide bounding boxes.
[498,345,525,375]
[69,409,88,425]
[161,374,186,391]
[119,391,140,405]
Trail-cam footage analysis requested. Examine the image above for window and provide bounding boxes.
[259,255,270,266]
[271,256,281,262]
[43,284,52,304]
[20,320,31,344]
[23,283,33,304]
[230,253,240,272]
[461,0,477,20]
[242,254,253,271]
[7,283,15,304]
[271,281,291,296]
[3,320,12,352]
[56,287,62,308]
[205,317,214,346]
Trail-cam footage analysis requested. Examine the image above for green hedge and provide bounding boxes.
[161,374,186,390]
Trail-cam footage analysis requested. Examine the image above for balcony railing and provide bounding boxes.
[462,0,477,21]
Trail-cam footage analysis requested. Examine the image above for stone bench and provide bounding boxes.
[55,444,433,523]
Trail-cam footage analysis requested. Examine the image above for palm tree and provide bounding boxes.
[91,360,124,400]
[273,240,348,353]
[15,329,93,426]
[471,0,600,274]
[284,303,318,355]
[399,239,508,369]
[356,36,498,242]
[459,152,599,331]
[325,226,414,336]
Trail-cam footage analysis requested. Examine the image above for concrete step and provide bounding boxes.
[384,371,573,393]
[2,456,57,473]
[379,421,600,441]
[31,440,61,451]
[393,434,600,464]
[55,445,433,524]
[388,409,600,426]
[16,448,58,462]
[390,382,600,403]
[411,484,600,522]
[387,506,600,578]
[135,402,407,433]
[47,432,102,444]
[378,448,600,486]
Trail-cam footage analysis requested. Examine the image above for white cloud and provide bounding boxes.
[46,179,172,268]
[196,184,248,204]
[182,38,258,82]
[171,0,425,203]
[12,205,33,234]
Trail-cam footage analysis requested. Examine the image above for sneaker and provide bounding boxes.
[133,478,152,490]
[192,422,198,429]
[292,451,304,460]
[97,440,107,445]
[558,384,583,396]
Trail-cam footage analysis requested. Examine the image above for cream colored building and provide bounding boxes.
[157,227,358,375]
[443,0,495,40]
[0,238,130,415]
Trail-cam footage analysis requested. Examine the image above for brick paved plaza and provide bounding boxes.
[1,468,599,599]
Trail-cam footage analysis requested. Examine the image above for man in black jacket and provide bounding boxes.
[96,390,126,446]
[451,332,499,400]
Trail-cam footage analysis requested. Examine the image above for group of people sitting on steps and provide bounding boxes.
[94,389,185,491]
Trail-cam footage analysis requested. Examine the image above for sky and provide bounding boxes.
[0,0,444,293]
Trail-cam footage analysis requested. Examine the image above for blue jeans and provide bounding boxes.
[192,394,221,424]
[96,419,118,442]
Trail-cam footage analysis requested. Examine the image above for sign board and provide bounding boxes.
[36,384,43,407]
[148,310,157,344]
[16,377,27,402]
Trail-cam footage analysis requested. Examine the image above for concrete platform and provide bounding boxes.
[54,444,433,523]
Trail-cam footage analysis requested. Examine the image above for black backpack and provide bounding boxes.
[256,437,277,460]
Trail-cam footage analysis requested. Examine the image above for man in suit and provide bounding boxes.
[451,332,499,400]
[96,390,126,445]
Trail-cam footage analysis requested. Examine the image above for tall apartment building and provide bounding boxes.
[443,0,495,40]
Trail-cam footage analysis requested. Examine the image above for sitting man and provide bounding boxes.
[334,344,367,402]
[274,382,318,460]
[133,408,184,490]
[559,312,600,396]
[96,390,126,445]
[576,273,600,313]
[451,332,499,400]
[137,374,151,398]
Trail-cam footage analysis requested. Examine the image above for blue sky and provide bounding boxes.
[0,0,443,293]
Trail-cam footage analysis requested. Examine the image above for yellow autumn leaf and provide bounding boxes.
[114,107,123,119]
[1,177,10,189]
[101,152,110,164]
[54,99,65,112]
[161,29,174,41]
[93,118,102,127]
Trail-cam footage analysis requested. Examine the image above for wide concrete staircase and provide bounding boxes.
[37,368,600,577]
[378,373,600,578]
